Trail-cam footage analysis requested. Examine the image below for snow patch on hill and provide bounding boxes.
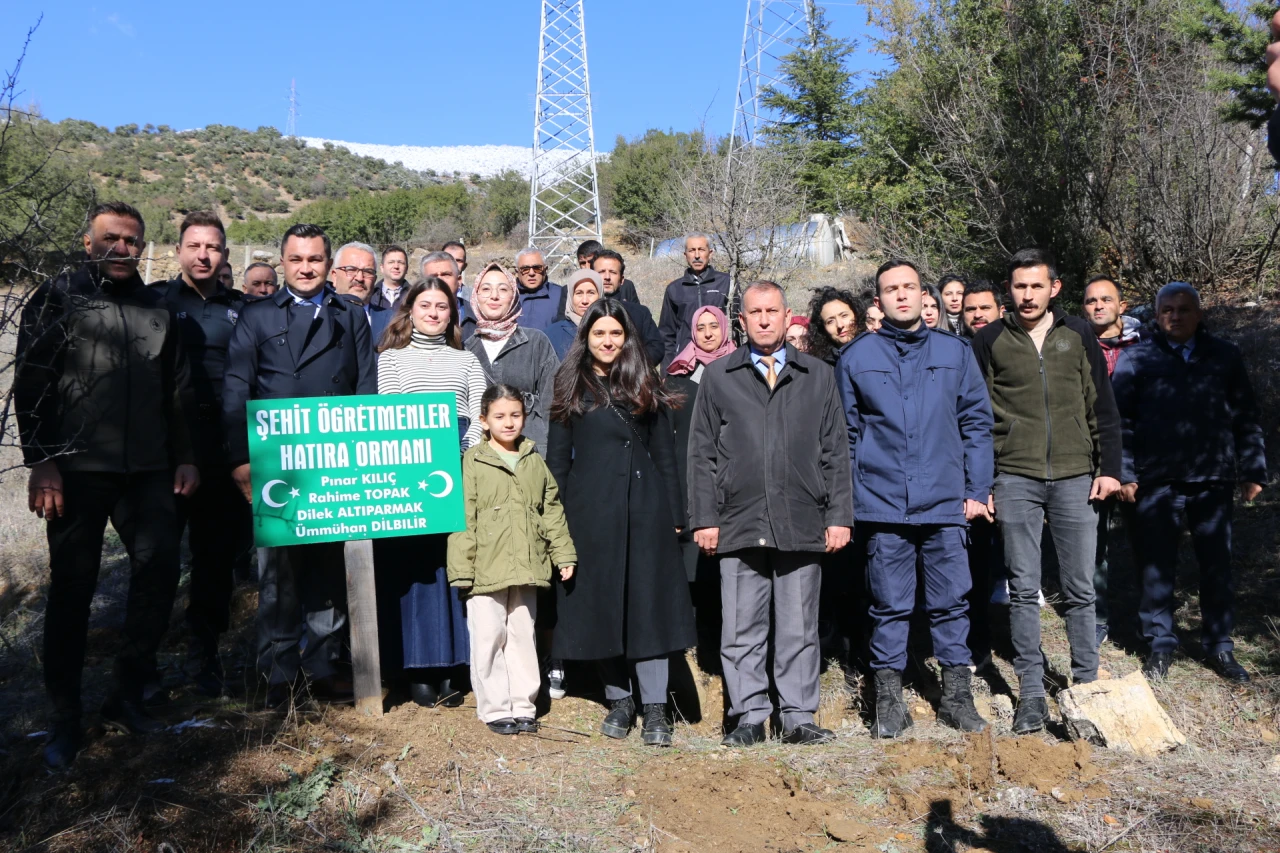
[301,138,533,178]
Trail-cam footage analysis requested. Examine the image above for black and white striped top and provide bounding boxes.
[377,332,487,449]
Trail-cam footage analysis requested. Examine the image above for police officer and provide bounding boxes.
[16,202,199,768]
[160,211,248,696]
[223,223,377,706]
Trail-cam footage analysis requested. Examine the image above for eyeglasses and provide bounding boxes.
[517,265,547,274]
[335,266,376,279]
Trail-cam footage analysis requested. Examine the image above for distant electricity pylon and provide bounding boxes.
[727,0,814,166]
[529,0,602,278]
[285,79,299,138]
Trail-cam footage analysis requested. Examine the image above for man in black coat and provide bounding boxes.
[159,210,248,697]
[592,250,661,362]
[1112,282,1266,685]
[688,281,854,747]
[223,223,377,705]
[657,234,733,365]
[16,202,200,768]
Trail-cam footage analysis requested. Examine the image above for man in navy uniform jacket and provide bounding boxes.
[223,223,377,705]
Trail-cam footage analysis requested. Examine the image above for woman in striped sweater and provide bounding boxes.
[374,277,487,707]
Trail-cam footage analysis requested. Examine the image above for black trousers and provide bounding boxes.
[256,543,348,684]
[965,516,1001,668]
[175,467,247,651]
[44,470,180,723]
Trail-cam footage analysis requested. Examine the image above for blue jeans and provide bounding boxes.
[994,473,1099,697]
[1135,482,1235,655]
[865,525,972,671]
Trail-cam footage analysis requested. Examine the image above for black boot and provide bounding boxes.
[43,722,82,770]
[872,669,912,739]
[600,696,636,739]
[937,665,988,733]
[409,680,441,708]
[101,696,166,735]
[641,704,672,746]
[1012,696,1049,735]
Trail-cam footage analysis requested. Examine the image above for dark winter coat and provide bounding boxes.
[544,300,664,366]
[687,344,855,554]
[1112,328,1267,487]
[159,277,243,468]
[546,396,696,660]
[667,371,706,581]
[657,266,732,365]
[516,281,565,332]
[222,285,377,467]
[971,310,1122,482]
[837,323,993,526]
[15,266,195,473]
[465,327,560,455]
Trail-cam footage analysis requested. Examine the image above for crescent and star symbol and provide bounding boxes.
[261,479,292,508]
[427,471,453,498]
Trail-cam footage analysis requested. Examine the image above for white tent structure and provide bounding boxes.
[653,214,850,268]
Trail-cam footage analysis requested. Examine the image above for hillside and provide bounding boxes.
[7,117,448,245]
[301,138,533,179]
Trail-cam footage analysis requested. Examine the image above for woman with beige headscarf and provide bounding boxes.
[546,268,603,360]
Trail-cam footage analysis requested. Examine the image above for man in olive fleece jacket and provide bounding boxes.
[970,248,1122,736]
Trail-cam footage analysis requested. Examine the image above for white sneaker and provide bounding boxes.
[990,580,1010,605]
[547,666,566,700]
[1038,589,1047,608]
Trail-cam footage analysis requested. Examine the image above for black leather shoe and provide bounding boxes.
[1011,696,1049,735]
[1206,650,1251,684]
[101,697,166,735]
[515,717,539,733]
[409,681,440,708]
[781,722,834,745]
[600,696,636,739]
[43,723,82,770]
[1143,650,1174,681]
[641,704,673,746]
[438,676,465,708]
[720,722,767,747]
[486,718,519,735]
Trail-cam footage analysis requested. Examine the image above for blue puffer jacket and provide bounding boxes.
[1111,328,1266,486]
[837,322,994,526]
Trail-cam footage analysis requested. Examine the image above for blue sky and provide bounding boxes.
[5,1,885,148]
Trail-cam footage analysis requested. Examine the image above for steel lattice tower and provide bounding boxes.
[727,0,814,161]
[529,0,602,277]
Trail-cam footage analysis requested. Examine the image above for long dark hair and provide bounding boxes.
[377,277,461,352]
[551,298,681,422]
[807,286,861,364]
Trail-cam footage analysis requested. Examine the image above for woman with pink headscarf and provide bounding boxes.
[665,305,736,666]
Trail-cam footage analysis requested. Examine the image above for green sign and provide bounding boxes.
[247,393,465,547]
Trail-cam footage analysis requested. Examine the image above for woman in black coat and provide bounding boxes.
[547,298,695,747]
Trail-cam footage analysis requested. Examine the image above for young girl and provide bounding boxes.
[448,384,576,735]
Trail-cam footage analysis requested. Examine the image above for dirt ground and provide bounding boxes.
[1,302,1280,852]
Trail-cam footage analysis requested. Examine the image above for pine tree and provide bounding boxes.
[760,6,859,213]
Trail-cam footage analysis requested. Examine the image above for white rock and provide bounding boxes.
[1057,671,1186,758]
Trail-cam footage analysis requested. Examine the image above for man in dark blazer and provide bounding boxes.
[687,281,854,747]
[1112,282,1266,684]
[223,223,377,705]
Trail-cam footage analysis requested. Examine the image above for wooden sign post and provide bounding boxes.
[344,540,383,716]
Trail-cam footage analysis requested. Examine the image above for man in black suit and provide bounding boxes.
[223,223,377,705]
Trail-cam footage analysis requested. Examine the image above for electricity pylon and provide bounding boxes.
[285,79,299,138]
[727,0,814,165]
[529,0,602,278]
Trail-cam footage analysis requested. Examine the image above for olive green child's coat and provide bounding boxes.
[447,437,576,595]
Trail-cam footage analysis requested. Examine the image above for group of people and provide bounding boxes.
[16,200,1266,768]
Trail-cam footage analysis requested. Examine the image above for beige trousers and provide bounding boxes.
[467,586,540,723]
